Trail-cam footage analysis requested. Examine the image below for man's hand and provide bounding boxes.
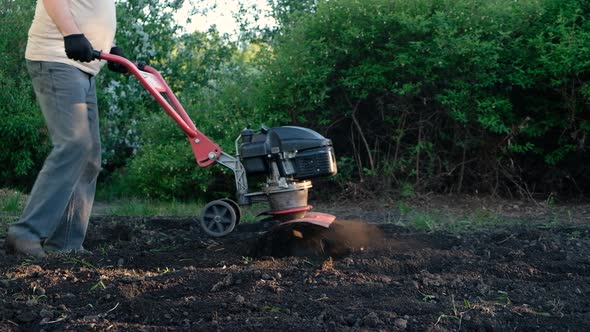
[64,34,94,62]
[107,46,128,74]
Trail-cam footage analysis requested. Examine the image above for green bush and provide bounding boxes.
[0,0,50,189]
[254,0,590,196]
[4,0,590,200]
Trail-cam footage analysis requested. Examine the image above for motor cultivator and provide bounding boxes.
[95,51,339,247]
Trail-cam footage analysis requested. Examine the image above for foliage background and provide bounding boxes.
[1,0,589,201]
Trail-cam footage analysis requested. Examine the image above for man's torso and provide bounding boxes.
[25,0,117,75]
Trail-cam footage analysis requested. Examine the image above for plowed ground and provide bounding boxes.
[1,198,589,331]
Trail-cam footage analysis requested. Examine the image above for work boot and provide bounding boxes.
[5,231,47,259]
[44,245,92,256]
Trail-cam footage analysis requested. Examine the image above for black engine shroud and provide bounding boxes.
[239,126,337,180]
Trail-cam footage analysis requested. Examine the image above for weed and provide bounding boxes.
[400,183,415,198]
[241,256,254,265]
[262,305,282,313]
[398,201,412,215]
[20,258,37,266]
[495,290,512,306]
[90,280,107,292]
[97,245,108,256]
[434,295,472,330]
[68,258,97,270]
[149,245,178,253]
[0,189,25,214]
[549,298,565,317]
[418,290,437,302]
[531,310,552,317]
[2,195,22,213]
[435,314,460,325]
[157,267,171,274]
[411,212,438,232]
[463,299,472,309]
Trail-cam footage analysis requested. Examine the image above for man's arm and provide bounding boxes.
[43,0,94,62]
[43,0,81,36]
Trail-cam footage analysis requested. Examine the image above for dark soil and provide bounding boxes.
[1,197,590,331]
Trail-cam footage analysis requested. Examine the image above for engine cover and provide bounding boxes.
[239,126,337,180]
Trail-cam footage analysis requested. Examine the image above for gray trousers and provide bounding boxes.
[8,60,101,252]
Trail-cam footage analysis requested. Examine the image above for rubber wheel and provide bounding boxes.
[200,200,238,237]
[220,198,241,225]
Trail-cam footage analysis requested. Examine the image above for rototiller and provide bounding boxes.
[94,51,338,239]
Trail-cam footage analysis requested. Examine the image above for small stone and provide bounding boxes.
[380,276,392,284]
[211,282,224,292]
[39,309,54,319]
[82,315,99,322]
[164,314,171,319]
[223,274,234,286]
[261,273,273,280]
[117,258,124,267]
[342,258,354,266]
[235,295,245,304]
[394,318,408,330]
[363,312,382,328]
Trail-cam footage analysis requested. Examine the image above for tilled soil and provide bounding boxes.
[1,210,590,331]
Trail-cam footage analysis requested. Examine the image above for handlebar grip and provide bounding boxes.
[92,50,102,60]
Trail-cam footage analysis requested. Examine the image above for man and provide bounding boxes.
[5,0,127,258]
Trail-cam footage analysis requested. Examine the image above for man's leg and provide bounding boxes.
[44,74,101,253]
[7,61,95,257]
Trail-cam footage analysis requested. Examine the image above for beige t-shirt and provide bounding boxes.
[25,0,117,75]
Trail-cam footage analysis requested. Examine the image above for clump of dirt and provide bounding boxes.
[250,219,383,258]
[0,209,589,331]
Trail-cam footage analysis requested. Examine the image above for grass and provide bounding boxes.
[0,189,26,215]
[0,189,26,236]
[0,188,264,236]
[100,198,202,217]
[95,198,265,224]
[3,187,578,232]
[395,204,549,233]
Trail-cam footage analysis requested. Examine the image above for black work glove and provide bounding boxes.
[64,34,94,62]
[107,46,128,74]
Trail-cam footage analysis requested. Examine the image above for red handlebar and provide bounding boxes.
[94,50,222,167]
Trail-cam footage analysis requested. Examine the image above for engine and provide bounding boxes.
[239,126,338,180]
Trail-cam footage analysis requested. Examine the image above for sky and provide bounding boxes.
[174,0,276,35]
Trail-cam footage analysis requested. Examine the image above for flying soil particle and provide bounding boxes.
[249,219,383,258]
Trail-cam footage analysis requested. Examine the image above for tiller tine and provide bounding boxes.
[278,211,337,230]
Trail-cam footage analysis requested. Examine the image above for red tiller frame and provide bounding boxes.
[96,52,222,167]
